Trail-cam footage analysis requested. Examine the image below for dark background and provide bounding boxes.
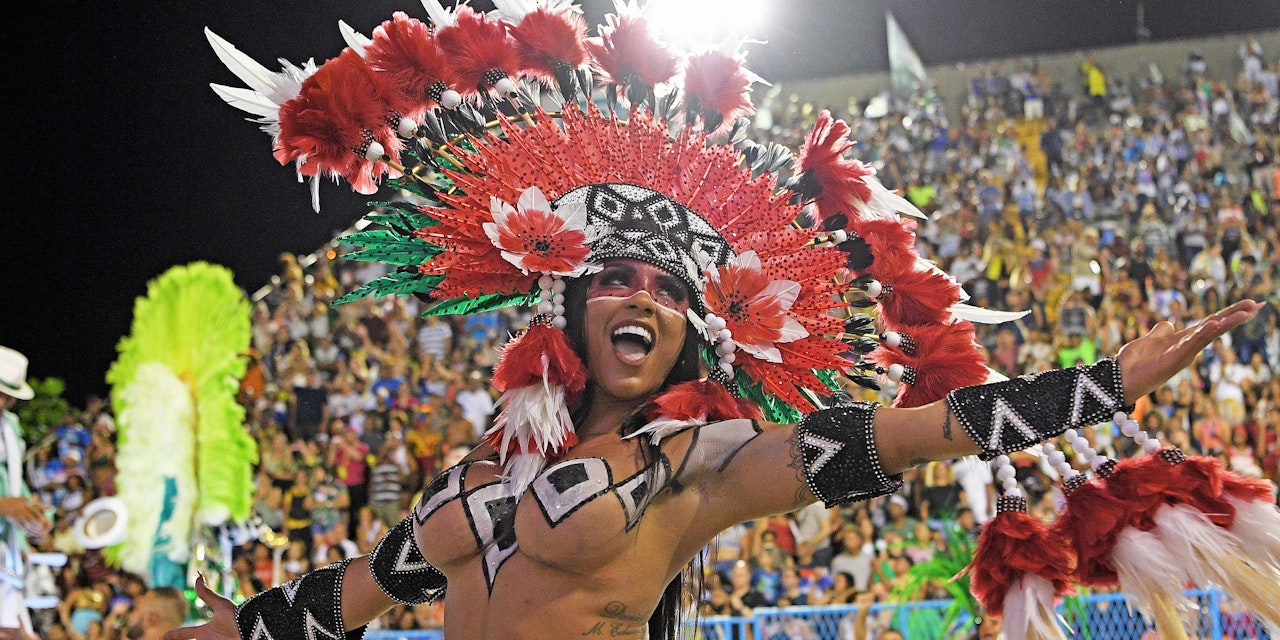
[7,0,1278,405]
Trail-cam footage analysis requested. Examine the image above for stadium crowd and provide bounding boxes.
[10,36,1279,638]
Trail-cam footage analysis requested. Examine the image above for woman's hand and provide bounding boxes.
[1116,299,1262,405]
[163,575,239,640]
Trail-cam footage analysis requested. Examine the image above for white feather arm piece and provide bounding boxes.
[1226,496,1280,571]
[421,0,459,28]
[208,84,280,119]
[1111,527,1195,621]
[1002,574,1069,640]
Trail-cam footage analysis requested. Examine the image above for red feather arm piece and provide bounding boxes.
[644,379,762,423]
[435,6,521,97]
[491,322,588,393]
[852,217,920,284]
[872,266,962,328]
[365,12,459,115]
[968,509,1075,615]
[867,321,987,408]
[796,110,874,224]
[586,12,678,89]
[1051,478,1130,586]
[508,6,588,83]
[276,48,402,195]
[682,49,755,128]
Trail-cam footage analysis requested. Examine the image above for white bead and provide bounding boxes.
[1002,478,1018,491]
[539,275,554,289]
[716,340,736,356]
[719,361,735,376]
[363,140,386,162]
[707,315,727,332]
[1090,456,1108,470]
[887,363,904,382]
[721,352,736,365]
[1081,447,1097,461]
[551,315,567,330]
[441,90,462,109]
[537,300,554,314]
[539,289,553,301]
[831,230,848,243]
[552,304,565,316]
[551,278,566,293]
[397,117,418,138]
[1004,488,1020,498]
[865,280,883,298]
[1064,429,1079,442]
[1143,439,1162,454]
[1133,431,1148,445]
[552,293,565,305]
[1047,451,1066,466]
[1041,442,1057,453]
[884,331,902,348]
[717,329,733,342]
[993,455,1010,468]
[1113,411,1129,424]
[494,77,516,95]
[997,466,1016,481]
[1120,420,1140,438]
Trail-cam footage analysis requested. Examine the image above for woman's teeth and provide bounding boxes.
[611,325,654,364]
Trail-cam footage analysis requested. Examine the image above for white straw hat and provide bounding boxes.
[0,345,35,400]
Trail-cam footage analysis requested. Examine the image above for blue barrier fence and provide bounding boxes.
[363,589,1275,639]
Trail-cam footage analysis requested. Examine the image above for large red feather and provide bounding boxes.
[508,6,588,83]
[491,322,588,393]
[365,12,459,115]
[1052,478,1129,586]
[435,6,521,97]
[797,110,875,224]
[276,48,402,195]
[867,321,987,408]
[586,12,678,89]
[644,379,762,424]
[851,217,920,285]
[968,508,1075,615]
[873,266,962,328]
[683,50,756,128]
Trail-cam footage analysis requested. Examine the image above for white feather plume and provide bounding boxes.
[950,303,1031,325]
[1226,496,1280,571]
[113,363,198,575]
[205,28,314,127]
[1002,575,1069,640]
[421,0,460,28]
[625,416,703,445]
[1111,526,1195,620]
[502,451,547,499]
[338,20,373,57]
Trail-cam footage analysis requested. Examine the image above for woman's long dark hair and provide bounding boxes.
[561,273,706,640]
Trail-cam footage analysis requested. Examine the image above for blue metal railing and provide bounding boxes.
[361,589,1274,639]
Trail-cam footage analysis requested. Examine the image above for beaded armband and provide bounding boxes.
[235,558,363,640]
[796,402,902,506]
[946,357,1126,460]
[367,514,447,606]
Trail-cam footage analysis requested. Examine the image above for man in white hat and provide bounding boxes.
[0,345,51,635]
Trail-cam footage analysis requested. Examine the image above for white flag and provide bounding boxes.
[886,12,928,95]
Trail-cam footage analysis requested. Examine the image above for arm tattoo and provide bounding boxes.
[785,428,811,508]
[943,408,953,441]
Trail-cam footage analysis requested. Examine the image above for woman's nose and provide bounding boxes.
[624,289,657,314]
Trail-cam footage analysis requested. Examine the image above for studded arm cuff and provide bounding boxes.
[946,357,1126,460]
[796,402,902,507]
[367,514,447,606]
[234,558,365,640]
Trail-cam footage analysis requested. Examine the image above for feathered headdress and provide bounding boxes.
[208,1,1007,496]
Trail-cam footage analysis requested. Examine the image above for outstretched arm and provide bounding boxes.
[692,299,1262,532]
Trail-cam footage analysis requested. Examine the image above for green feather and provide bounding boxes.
[341,229,442,266]
[106,262,256,535]
[334,272,444,305]
[422,292,536,317]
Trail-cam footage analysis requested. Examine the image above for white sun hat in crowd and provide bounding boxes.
[0,345,34,401]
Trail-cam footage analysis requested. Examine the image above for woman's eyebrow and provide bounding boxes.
[600,263,637,278]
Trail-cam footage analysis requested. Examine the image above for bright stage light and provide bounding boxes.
[645,0,769,48]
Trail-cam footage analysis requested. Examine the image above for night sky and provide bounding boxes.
[7,0,1278,405]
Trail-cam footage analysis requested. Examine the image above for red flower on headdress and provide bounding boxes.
[704,251,808,363]
[482,186,601,277]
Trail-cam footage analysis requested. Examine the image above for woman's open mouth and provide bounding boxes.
[611,324,654,365]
